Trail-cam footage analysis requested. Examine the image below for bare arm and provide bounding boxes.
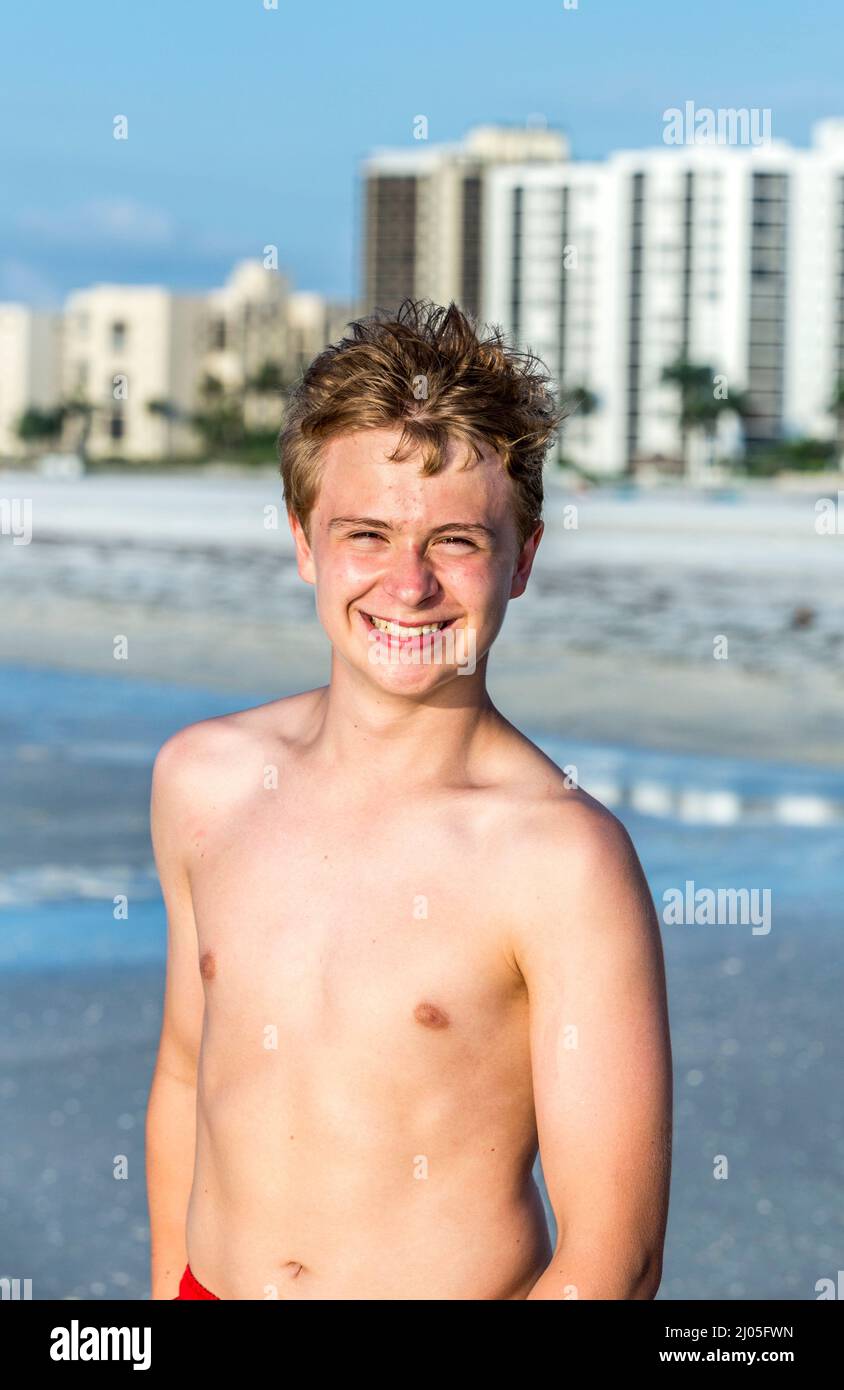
[513,799,672,1300]
[145,732,206,1300]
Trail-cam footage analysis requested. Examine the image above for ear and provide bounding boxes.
[509,520,544,600]
[288,510,316,585]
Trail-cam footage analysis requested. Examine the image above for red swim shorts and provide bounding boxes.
[173,1263,220,1300]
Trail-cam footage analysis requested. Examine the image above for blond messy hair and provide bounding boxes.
[277,298,566,549]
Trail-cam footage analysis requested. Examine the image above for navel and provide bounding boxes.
[199,949,216,981]
[413,1000,450,1030]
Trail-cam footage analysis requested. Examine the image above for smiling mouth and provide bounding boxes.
[360,611,457,638]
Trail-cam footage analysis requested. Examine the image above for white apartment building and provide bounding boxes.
[0,305,62,456]
[286,291,363,381]
[484,158,622,475]
[61,285,206,460]
[786,119,844,442]
[56,262,327,459]
[6,123,843,472]
[362,123,569,319]
[203,260,290,431]
[483,120,844,474]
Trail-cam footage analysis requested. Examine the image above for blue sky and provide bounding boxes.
[1,0,841,306]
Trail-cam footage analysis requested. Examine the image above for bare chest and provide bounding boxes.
[187,791,526,1069]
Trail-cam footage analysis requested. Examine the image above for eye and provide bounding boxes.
[437,535,476,550]
[344,531,477,549]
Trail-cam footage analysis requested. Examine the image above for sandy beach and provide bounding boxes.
[2,468,843,764]
[1,469,843,1301]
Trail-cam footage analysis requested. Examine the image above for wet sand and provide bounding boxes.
[1,470,843,765]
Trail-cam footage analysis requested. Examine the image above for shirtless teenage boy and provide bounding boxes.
[145,300,672,1301]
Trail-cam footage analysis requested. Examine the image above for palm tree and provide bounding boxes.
[247,360,289,394]
[564,385,598,420]
[147,398,183,457]
[60,398,95,466]
[687,387,749,475]
[660,361,714,474]
[829,376,844,471]
[15,406,65,454]
[661,359,747,477]
[19,396,118,468]
[190,374,245,455]
[555,386,598,470]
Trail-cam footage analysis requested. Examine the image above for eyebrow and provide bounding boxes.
[328,516,497,541]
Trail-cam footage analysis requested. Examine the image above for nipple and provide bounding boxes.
[413,1001,450,1030]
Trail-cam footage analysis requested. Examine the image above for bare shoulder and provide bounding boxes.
[487,727,656,960]
[491,724,635,862]
[151,686,325,812]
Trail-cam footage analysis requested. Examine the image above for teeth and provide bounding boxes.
[368,615,447,637]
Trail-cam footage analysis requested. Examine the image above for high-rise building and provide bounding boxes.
[369,119,844,475]
[484,156,620,475]
[786,119,844,450]
[362,124,569,317]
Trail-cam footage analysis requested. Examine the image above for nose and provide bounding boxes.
[381,542,440,608]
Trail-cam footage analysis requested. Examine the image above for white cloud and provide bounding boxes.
[18,198,176,249]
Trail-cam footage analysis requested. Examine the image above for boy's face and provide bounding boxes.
[289,426,542,694]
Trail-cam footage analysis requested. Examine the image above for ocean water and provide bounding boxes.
[0,663,842,1300]
[4,477,844,683]
[1,663,842,965]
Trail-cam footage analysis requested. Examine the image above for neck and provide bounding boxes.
[303,647,502,790]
